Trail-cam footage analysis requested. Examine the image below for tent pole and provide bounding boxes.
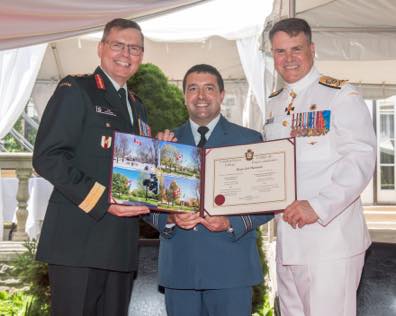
[289,0,296,17]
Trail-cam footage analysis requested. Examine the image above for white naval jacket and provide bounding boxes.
[264,67,377,265]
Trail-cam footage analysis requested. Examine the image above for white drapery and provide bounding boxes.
[236,36,266,129]
[0,44,47,139]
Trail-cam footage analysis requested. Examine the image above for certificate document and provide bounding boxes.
[203,139,295,215]
[109,132,295,215]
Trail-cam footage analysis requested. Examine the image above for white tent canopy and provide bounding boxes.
[264,0,396,98]
[0,0,203,50]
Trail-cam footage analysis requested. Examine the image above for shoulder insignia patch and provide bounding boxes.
[269,88,283,98]
[71,73,90,78]
[58,81,72,88]
[319,76,348,89]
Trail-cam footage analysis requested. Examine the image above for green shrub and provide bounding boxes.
[252,228,273,316]
[10,240,50,316]
[0,290,26,315]
[127,63,188,135]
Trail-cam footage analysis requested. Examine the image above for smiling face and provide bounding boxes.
[271,31,315,84]
[184,72,225,126]
[97,27,143,86]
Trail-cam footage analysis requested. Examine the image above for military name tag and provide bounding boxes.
[96,106,117,117]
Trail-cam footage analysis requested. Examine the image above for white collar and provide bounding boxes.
[189,114,221,146]
[100,66,127,92]
[287,66,320,94]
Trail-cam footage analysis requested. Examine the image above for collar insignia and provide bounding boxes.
[95,74,106,90]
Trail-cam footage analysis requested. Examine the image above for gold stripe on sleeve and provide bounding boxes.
[79,182,106,213]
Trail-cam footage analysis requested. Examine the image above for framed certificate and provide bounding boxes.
[202,139,296,215]
[109,131,296,215]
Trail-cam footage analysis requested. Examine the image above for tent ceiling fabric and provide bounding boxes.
[264,0,396,86]
[0,0,204,50]
[37,0,271,82]
[37,36,245,82]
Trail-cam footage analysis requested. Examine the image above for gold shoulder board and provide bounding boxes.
[319,76,348,89]
[269,88,283,98]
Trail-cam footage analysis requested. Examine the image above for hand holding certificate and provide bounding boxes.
[109,132,296,215]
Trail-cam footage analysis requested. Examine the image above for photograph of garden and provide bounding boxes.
[110,132,201,212]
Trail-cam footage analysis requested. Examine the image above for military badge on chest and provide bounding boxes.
[285,90,297,115]
[290,110,331,137]
[101,136,112,149]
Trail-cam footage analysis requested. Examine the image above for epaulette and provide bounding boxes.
[58,80,73,88]
[71,73,91,78]
[269,88,283,98]
[319,75,348,89]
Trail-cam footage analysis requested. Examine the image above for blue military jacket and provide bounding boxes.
[149,116,274,289]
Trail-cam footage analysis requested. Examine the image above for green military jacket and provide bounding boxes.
[33,67,148,272]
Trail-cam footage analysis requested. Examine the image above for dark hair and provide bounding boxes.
[101,18,144,45]
[182,64,224,93]
[269,18,312,43]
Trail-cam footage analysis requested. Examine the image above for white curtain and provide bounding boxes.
[0,44,47,139]
[237,36,266,128]
[237,36,276,130]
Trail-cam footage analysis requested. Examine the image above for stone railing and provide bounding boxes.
[0,153,33,241]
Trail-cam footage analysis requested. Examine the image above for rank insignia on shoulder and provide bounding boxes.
[101,136,112,149]
[72,73,90,78]
[269,88,283,98]
[319,76,348,89]
[58,81,72,88]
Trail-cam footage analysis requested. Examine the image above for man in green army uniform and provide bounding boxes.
[33,18,150,316]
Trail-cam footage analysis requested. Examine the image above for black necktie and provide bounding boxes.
[197,126,209,147]
[118,88,136,131]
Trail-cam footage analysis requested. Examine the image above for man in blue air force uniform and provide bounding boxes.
[33,19,151,316]
[149,64,273,316]
[264,18,376,316]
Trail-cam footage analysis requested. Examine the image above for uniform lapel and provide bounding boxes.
[205,115,228,148]
[176,122,196,146]
[94,67,133,132]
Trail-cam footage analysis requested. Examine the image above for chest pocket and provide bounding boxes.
[297,135,331,162]
[295,110,332,162]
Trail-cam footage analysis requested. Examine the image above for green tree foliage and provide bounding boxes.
[112,173,130,197]
[127,63,188,134]
[2,116,37,152]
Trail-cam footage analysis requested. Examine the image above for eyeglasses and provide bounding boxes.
[105,41,144,56]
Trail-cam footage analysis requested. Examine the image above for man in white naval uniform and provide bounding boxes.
[264,18,377,316]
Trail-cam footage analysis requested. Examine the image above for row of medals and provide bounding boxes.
[289,111,329,138]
